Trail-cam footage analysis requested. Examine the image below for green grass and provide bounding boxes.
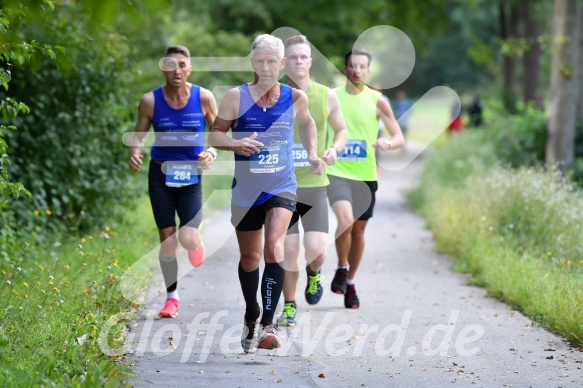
[409,131,583,347]
[0,154,234,386]
[0,191,160,386]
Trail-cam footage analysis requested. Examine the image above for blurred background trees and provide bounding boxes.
[1,0,581,257]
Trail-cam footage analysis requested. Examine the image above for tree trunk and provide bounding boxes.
[499,0,519,113]
[546,0,581,172]
[522,1,541,107]
[577,2,583,127]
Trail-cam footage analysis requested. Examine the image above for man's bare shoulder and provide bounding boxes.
[138,91,155,115]
[140,90,155,105]
[221,87,242,105]
[199,87,216,102]
[292,88,308,103]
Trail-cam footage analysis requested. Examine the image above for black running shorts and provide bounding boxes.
[148,159,203,230]
[231,192,297,231]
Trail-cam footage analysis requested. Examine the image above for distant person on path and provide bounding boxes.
[327,49,404,309]
[447,103,465,135]
[467,94,484,127]
[392,89,412,145]
[209,34,323,353]
[277,35,348,327]
[128,45,218,318]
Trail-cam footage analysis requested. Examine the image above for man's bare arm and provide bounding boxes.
[322,89,348,165]
[293,89,324,175]
[209,88,263,156]
[129,93,154,172]
[198,88,219,168]
[375,96,404,151]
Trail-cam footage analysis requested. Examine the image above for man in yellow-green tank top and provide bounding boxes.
[327,49,404,309]
[277,35,348,327]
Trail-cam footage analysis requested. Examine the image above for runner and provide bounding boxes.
[277,35,348,327]
[208,34,324,353]
[327,48,404,309]
[129,45,218,318]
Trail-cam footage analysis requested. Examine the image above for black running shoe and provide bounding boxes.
[331,268,348,294]
[344,284,359,309]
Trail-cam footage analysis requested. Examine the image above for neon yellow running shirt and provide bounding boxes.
[327,85,380,182]
[292,81,330,188]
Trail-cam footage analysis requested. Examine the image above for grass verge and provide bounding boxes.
[409,131,583,348]
[0,157,233,386]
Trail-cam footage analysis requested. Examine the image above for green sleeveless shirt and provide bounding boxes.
[327,85,380,182]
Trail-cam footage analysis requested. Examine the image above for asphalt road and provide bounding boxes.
[125,143,582,387]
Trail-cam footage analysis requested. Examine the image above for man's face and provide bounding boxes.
[251,48,284,87]
[284,43,312,81]
[344,54,370,86]
[161,53,192,87]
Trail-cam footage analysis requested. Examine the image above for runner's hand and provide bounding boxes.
[129,154,143,172]
[308,156,325,175]
[233,132,264,157]
[373,138,392,151]
[322,147,338,166]
[197,152,214,170]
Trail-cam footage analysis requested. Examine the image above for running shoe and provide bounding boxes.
[258,323,282,349]
[277,301,297,327]
[331,268,348,294]
[188,242,205,268]
[344,284,360,309]
[159,298,179,318]
[305,268,323,305]
[241,307,262,354]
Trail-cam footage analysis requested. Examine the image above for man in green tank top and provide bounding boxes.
[277,35,348,326]
[327,49,404,309]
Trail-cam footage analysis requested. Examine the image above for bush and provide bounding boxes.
[410,133,583,346]
[481,99,547,168]
[6,20,142,237]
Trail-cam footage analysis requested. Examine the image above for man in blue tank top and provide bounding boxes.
[129,45,218,319]
[210,34,324,354]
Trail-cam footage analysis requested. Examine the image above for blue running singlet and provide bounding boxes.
[150,84,205,162]
[231,83,296,206]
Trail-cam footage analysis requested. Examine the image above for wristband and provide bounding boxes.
[206,147,218,159]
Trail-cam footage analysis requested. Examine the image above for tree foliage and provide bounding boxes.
[5,6,148,237]
[1,0,169,253]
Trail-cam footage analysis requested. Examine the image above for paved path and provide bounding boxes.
[126,143,582,387]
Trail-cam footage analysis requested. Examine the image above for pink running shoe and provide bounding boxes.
[159,298,179,318]
[188,242,205,267]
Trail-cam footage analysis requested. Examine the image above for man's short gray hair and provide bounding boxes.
[251,34,284,58]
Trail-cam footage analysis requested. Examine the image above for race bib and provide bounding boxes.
[250,144,287,173]
[292,142,310,167]
[338,139,367,161]
[164,161,199,187]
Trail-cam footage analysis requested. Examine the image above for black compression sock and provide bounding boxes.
[238,262,260,321]
[260,262,285,325]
